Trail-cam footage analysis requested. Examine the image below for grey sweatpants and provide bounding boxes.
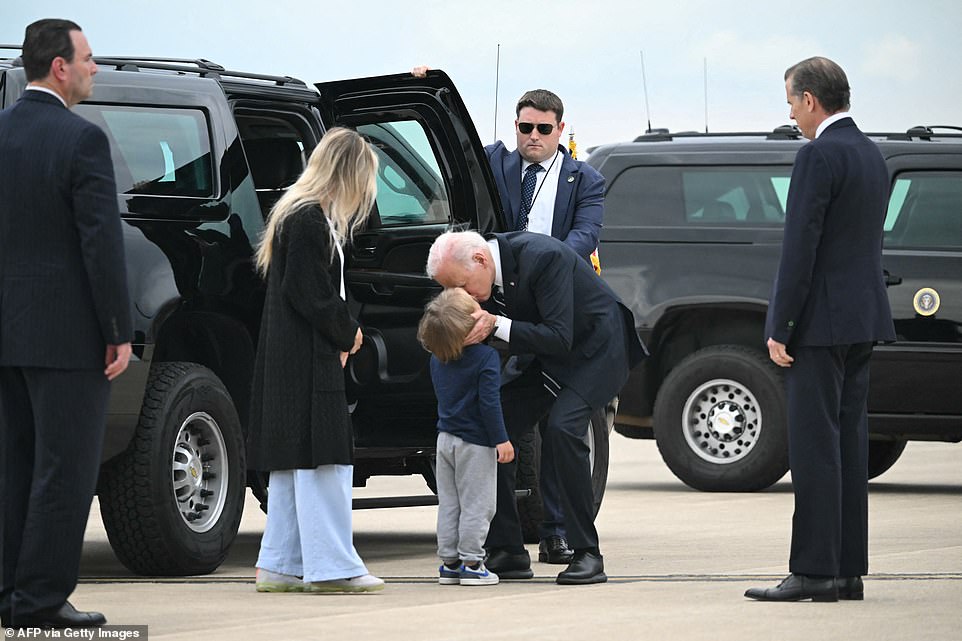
[435,430,497,563]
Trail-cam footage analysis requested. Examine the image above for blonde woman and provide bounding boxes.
[247,127,383,593]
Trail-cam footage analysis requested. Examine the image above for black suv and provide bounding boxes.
[0,53,613,576]
[589,126,962,492]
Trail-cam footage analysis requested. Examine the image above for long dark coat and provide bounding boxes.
[247,205,359,470]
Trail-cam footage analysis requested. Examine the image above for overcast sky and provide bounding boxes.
[4,0,960,152]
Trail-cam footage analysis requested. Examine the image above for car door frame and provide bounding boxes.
[314,70,504,448]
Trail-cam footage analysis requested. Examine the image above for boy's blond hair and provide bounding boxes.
[417,288,477,363]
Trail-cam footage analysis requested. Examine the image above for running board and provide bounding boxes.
[352,489,530,509]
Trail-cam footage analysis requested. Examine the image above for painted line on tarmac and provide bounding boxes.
[78,572,962,585]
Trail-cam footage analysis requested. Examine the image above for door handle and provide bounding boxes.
[884,270,902,287]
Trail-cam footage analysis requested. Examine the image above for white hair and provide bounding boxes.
[426,230,488,278]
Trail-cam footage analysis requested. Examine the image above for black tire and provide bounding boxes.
[867,439,907,480]
[516,402,613,543]
[99,362,246,576]
[653,345,788,491]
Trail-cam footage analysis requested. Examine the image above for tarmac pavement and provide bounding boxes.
[58,438,962,640]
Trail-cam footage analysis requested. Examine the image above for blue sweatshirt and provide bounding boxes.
[429,343,509,447]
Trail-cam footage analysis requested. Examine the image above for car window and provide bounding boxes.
[75,104,213,198]
[682,169,790,224]
[884,172,962,248]
[605,165,790,227]
[357,120,450,227]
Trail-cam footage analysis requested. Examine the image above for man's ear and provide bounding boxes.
[50,56,68,82]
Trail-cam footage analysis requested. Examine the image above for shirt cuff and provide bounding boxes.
[494,317,512,342]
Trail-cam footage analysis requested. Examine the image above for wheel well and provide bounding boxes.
[651,305,767,387]
[152,310,255,430]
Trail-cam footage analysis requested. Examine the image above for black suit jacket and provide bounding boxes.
[492,232,645,409]
[0,90,132,369]
[765,117,896,347]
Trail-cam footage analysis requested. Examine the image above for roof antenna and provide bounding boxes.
[704,57,709,133]
[640,50,653,134]
[493,43,501,143]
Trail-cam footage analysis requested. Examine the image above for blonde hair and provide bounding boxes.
[256,127,378,275]
[417,288,478,363]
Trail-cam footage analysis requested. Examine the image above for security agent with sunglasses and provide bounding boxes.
[485,89,604,262]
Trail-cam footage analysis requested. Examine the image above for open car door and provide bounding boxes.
[315,70,504,449]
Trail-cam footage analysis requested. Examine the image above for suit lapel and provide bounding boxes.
[551,150,578,238]
[503,151,523,228]
[495,233,520,311]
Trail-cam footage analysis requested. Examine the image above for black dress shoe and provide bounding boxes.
[12,601,107,629]
[557,550,607,585]
[744,574,838,602]
[838,576,864,600]
[538,535,574,564]
[484,549,533,579]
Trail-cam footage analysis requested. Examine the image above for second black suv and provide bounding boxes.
[588,126,962,491]
[0,56,612,575]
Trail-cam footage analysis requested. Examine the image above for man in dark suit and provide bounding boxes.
[745,57,895,602]
[485,89,604,262]
[427,230,645,584]
[484,89,606,566]
[0,19,133,628]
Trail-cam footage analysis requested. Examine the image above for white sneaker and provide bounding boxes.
[459,562,499,586]
[255,567,306,593]
[307,574,385,593]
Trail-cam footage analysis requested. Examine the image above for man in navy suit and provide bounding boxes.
[427,230,645,584]
[745,57,895,602]
[0,19,132,628]
[485,89,606,568]
[484,89,604,262]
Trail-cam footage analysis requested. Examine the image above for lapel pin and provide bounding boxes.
[567,176,575,183]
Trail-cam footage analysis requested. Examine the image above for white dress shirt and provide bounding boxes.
[487,239,512,342]
[816,112,853,139]
[520,149,562,235]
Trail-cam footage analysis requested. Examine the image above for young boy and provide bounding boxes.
[417,288,514,585]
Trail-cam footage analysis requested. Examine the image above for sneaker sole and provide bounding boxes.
[256,582,306,593]
[460,577,499,586]
[438,577,461,585]
[306,583,385,593]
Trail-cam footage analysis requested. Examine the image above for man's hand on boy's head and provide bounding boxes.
[464,308,497,346]
[496,441,514,464]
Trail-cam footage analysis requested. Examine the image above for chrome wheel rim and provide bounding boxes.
[682,379,761,465]
[171,412,228,532]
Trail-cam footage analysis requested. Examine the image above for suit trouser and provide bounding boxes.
[485,367,599,552]
[785,343,873,578]
[0,366,109,624]
[535,417,565,539]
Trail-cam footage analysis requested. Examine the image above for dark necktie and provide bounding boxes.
[491,285,507,314]
[517,164,544,231]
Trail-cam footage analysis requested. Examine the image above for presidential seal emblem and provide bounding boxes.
[913,287,940,316]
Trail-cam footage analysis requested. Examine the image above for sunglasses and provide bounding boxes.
[517,122,554,135]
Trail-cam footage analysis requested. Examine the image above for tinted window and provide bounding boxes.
[884,172,962,248]
[76,104,213,197]
[358,120,450,226]
[605,165,791,227]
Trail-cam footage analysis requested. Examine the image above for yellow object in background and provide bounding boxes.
[590,248,601,275]
[568,130,577,160]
